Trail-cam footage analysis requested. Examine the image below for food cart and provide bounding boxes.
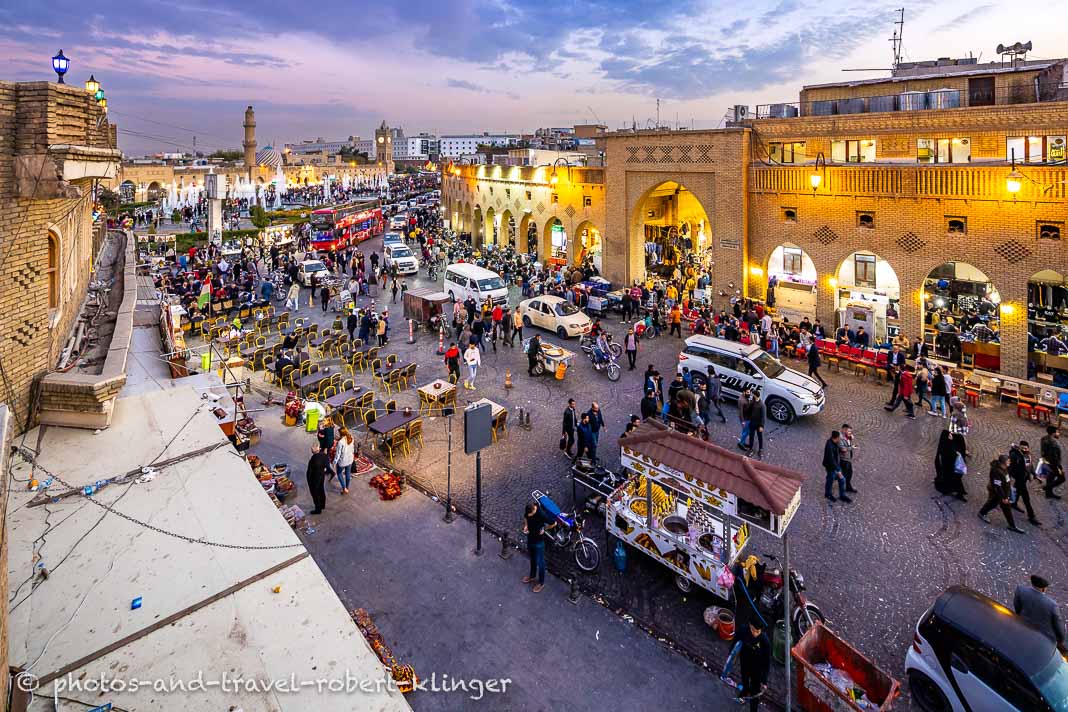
[608,420,804,597]
[402,288,451,328]
[263,224,294,248]
[526,339,576,379]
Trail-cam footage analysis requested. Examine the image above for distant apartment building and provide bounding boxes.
[284,136,360,155]
[439,133,520,158]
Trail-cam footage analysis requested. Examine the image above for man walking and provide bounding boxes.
[1041,426,1065,498]
[745,393,765,456]
[561,398,578,458]
[526,333,541,376]
[978,455,1025,532]
[737,388,752,450]
[884,368,916,418]
[510,307,523,347]
[1013,575,1066,651]
[839,423,858,493]
[705,368,727,423]
[624,327,638,370]
[807,343,827,388]
[586,402,605,451]
[736,619,772,711]
[822,430,851,503]
[306,443,331,515]
[1009,440,1042,526]
[522,501,553,594]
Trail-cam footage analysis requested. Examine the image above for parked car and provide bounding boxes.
[518,295,592,339]
[296,260,329,287]
[676,335,824,423]
[383,244,419,275]
[905,585,1068,712]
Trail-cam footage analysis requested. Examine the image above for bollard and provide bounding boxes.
[408,319,415,344]
[498,532,513,560]
[504,369,513,389]
[568,578,581,605]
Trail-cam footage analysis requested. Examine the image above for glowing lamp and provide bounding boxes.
[52,50,70,83]
[828,277,837,288]
[809,172,822,190]
[550,173,559,186]
[1006,168,1023,195]
[749,265,763,277]
[84,75,99,95]
[1000,303,1015,316]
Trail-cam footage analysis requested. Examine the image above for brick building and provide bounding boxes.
[0,81,121,430]
[442,56,1068,379]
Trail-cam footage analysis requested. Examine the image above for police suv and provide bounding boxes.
[677,335,824,424]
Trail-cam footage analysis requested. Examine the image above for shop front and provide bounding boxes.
[923,261,1001,370]
[546,218,568,267]
[639,182,712,279]
[766,244,817,324]
[576,221,602,274]
[834,252,901,344]
[1027,269,1068,385]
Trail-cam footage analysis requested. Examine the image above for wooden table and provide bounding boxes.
[468,397,505,418]
[369,410,419,436]
[295,371,331,395]
[418,379,455,411]
[324,387,363,411]
[375,360,409,377]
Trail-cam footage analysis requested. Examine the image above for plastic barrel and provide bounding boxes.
[200,351,212,371]
[555,362,567,380]
[305,407,320,433]
[772,619,788,664]
[716,610,735,640]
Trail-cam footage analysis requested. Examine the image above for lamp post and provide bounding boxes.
[810,152,826,191]
[1006,159,1023,198]
[547,156,572,187]
[84,74,99,96]
[52,50,70,83]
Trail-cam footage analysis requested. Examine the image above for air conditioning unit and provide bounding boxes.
[733,105,751,122]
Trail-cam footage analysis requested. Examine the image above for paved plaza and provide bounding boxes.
[242,232,1068,708]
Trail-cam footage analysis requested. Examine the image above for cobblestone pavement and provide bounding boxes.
[255,235,1067,705]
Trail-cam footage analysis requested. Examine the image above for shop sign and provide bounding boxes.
[720,237,740,250]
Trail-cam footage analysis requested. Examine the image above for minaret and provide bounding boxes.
[243,106,257,178]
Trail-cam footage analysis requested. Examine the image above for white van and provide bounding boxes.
[677,335,824,424]
[443,264,509,306]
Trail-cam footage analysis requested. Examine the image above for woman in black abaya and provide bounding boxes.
[934,429,968,501]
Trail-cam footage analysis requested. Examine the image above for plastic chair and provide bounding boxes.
[407,419,424,448]
[384,399,397,414]
[384,429,410,462]
[491,410,508,442]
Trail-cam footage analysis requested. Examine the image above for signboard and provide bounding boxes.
[463,402,493,454]
[719,237,740,250]
[205,174,226,200]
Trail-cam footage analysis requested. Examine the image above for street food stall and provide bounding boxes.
[526,339,576,379]
[402,288,451,328]
[263,224,294,248]
[608,420,804,597]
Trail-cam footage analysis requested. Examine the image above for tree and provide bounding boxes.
[209,149,244,161]
[97,187,120,214]
[249,205,270,229]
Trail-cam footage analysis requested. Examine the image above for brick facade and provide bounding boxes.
[0,81,117,430]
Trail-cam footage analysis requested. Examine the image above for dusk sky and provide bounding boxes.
[2,0,1063,156]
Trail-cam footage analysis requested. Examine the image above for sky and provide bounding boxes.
[2,0,1064,156]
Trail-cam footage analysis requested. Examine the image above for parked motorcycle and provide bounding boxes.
[746,553,825,639]
[579,332,623,358]
[579,340,621,381]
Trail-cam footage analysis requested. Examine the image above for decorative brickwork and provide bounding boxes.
[814,226,839,245]
[897,232,926,253]
[994,240,1032,264]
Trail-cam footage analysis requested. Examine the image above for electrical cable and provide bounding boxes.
[107,108,233,145]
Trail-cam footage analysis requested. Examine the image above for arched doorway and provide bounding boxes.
[484,207,497,246]
[1028,269,1068,383]
[544,217,566,267]
[835,252,901,343]
[574,220,602,272]
[119,180,136,203]
[765,244,817,324]
[923,261,1001,369]
[500,209,517,249]
[472,205,484,247]
[147,181,163,201]
[518,213,536,256]
[632,181,712,279]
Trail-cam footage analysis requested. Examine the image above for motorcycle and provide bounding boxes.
[745,553,825,639]
[579,332,623,359]
[579,340,621,381]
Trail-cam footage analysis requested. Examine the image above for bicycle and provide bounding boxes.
[531,490,600,572]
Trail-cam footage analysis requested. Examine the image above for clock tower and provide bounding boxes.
[374,121,394,174]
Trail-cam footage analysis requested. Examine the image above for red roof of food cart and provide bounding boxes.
[619,420,805,515]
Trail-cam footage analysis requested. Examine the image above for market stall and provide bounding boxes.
[608,420,804,597]
[526,339,576,379]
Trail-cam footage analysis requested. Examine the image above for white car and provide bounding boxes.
[677,335,824,424]
[518,295,592,339]
[383,232,404,247]
[296,260,329,287]
[905,585,1068,712]
[389,214,407,231]
[383,244,419,275]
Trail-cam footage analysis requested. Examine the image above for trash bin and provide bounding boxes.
[792,622,900,711]
[555,362,567,380]
[200,351,212,372]
[305,405,320,433]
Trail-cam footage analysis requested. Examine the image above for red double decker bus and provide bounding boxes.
[310,200,384,251]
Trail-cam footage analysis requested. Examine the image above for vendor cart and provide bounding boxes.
[525,339,576,379]
[570,459,627,511]
[403,288,451,328]
[607,419,804,597]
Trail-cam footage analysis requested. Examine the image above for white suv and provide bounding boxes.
[677,335,824,424]
[383,244,419,275]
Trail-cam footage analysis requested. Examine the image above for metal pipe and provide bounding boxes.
[784,533,792,711]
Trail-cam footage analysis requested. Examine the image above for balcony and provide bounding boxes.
[756,82,1068,119]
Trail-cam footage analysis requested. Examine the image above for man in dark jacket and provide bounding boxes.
[561,398,578,458]
[1013,575,1066,651]
[822,430,851,503]
[1041,426,1065,498]
[1009,440,1041,526]
[527,333,542,376]
[736,620,772,711]
[586,402,605,448]
[745,393,765,456]
[306,444,331,515]
[346,311,359,342]
[640,389,659,420]
[705,369,727,423]
[978,455,1024,532]
[806,342,827,387]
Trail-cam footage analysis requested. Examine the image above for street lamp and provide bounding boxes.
[1006,160,1023,196]
[52,50,70,83]
[95,87,105,103]
[810,152,826,191]
[84,74,99,95]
